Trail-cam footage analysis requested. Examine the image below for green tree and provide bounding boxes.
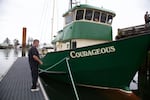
[3,37,10,45]
[13,39,20,48]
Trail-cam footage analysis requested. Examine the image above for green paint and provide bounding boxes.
[52,21,112,43]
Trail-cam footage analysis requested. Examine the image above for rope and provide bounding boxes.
[39,57,67,74]
[39,57,80,100]
[65,57,80,100]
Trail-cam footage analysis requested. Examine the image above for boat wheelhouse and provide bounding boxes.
[52,4,116,51]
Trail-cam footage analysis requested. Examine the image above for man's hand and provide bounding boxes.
[33,55,43,65]
[39,60,43,65]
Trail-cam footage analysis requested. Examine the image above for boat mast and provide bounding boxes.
[70,0,73,9]
[85,0,87,4]
[51,0,55,41]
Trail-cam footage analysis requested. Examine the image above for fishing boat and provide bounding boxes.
[39,2,150,92]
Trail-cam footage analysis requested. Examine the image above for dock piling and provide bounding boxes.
[22,27,27,57]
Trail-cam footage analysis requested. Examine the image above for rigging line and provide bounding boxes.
[56,0,59,33]
[39,0,47,40]
[43,0,52,43]
[39,0,50,42]
[65,57,80,100]
[39,57,67,74]
[41,0,49,42]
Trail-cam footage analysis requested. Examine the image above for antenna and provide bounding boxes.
[69,0,80,9]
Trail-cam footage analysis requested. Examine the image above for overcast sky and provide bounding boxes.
[0,0,150,44]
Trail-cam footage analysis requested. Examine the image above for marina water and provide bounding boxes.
[0,49,21,81]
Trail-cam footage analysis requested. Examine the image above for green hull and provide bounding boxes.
[39,34,150,91]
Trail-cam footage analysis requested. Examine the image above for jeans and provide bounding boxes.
[30,65,38,88]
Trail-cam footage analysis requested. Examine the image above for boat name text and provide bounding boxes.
[70,46,116,58]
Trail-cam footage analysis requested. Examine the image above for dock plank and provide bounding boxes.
[0,57,47,100]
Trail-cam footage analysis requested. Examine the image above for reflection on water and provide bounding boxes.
[0,48,22,81]
[14,48,19,57]
[3,49,11,59]
[0,48,22,59]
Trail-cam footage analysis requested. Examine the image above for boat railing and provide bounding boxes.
[116,24,150,40]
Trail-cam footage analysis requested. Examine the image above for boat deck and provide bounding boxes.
[0,57,49,100]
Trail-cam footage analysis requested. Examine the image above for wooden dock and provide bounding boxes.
[0,57,49,100]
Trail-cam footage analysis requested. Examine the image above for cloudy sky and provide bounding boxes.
[0,0,150,44]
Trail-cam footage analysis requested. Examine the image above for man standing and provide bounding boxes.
[28,39,43,92]
[144,11,149,24]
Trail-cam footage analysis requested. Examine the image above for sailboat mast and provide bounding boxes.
[85,0,87,4]
[51,0,55,41]
[70,0,73,9]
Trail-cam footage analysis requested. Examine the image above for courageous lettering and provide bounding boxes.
[70,46,116,58]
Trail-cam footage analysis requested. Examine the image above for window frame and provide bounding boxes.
[64,11,75,25]
[100,12,107,23]
[75,9,85,20]
[85,9,94,21]
[107,14,113,25]
[93,10,101,22]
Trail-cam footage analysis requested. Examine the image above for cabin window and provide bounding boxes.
[65,13,74,24]
[100,12,107,23]
[76,10,84,20]
[93,11,100,22]
[107,15,113,24]
[65,14,73,24]
[85,10,93,20]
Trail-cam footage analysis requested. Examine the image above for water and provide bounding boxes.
[0,49,22,81]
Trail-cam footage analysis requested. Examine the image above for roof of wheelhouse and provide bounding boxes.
[63,4,116,17]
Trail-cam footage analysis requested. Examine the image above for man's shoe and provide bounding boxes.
[31,87,40,92]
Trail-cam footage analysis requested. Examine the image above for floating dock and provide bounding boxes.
[0,57,49,100]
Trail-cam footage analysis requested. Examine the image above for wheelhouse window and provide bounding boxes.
[85,10,93,20]
[76,10,84,20]
[75,9,114,25]
[65,13,74,24]
[93,11,100,22]
[100,12,107,23]
[107,15,113,24]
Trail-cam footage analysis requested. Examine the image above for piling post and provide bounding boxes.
[22,27,27,57]
[148,50,150,85]
[138,49,150,99]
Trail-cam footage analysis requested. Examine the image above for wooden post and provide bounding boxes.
[138,50,150,99]
[22,27,27,57]
[148,51,150,85]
